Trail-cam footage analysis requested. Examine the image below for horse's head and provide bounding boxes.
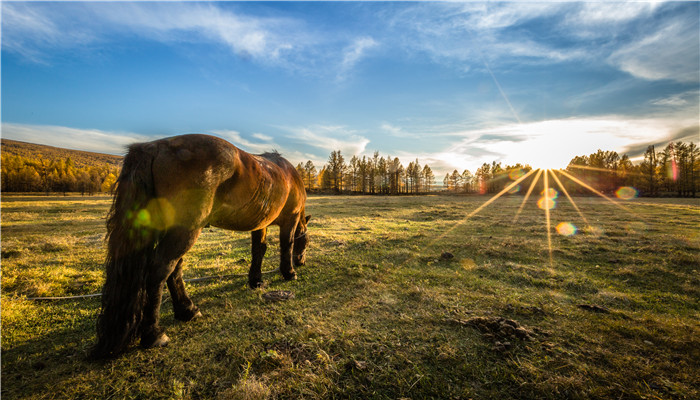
[293,214,311,266]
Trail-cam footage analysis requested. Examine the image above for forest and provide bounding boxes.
[1,139,120,194]
[1,139,697,197]
[295,141,698,197]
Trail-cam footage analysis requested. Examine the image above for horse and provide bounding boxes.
[91,134,310,359]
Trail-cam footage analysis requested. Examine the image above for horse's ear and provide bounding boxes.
[305,215,311,224]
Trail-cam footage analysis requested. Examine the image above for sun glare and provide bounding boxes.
[450,165,637,268]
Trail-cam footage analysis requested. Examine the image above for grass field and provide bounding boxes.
[1,193,699,399]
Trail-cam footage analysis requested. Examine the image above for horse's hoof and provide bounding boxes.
[146,333,170,348]
[174,307,202,322]
[249,280,264,290]
[283,272,297,281]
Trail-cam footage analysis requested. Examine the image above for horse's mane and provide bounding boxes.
[260,151,283,162]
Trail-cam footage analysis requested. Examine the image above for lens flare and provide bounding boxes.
[509,168,525,180]
[508,184,521,194]
[135,209,151,228]
[542,188,558,199]
[514,169,543,223]
[556,222,577,236]
[538,197,556,210]
[615,186,638,200]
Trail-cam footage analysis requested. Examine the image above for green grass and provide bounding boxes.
[1,193,699,399]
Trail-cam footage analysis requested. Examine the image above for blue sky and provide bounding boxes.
[2,1,698,175]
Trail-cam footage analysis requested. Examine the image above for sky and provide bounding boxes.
[1,1,698,176]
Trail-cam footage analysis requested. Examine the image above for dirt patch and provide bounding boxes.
[262,290,295,302]
[451,316,537,352]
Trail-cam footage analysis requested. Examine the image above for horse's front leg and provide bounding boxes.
[249,228,267,289]
[279,220,297,281]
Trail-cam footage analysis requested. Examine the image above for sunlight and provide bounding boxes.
[549,169,591,229]
[428,168,536,247]
[557,169,630,212]
[444,163,641,269]
[513,168,543,223]
[465,169,536,220]
[543,170,554,266]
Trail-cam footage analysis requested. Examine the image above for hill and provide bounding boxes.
[1,139,123,168]
[1,139,122,193]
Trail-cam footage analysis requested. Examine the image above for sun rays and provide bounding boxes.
[440,166,639,267]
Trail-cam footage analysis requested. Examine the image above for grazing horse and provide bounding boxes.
[91,134,310,359]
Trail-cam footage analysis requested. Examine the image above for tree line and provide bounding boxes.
[623,141,698,197]
[437,141,698,197]
[296,151,436,194]
[2,140,696,197]
[1,153,119,195]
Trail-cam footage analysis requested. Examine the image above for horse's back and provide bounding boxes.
[132,134,304,232]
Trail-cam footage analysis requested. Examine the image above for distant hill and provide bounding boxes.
[1,139,123,168]
[1,139,122,193]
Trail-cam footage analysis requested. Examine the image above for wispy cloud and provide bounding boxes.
[412,115,698,176]
[380,123,420,139]
[2,2,299,65]
[1,2,96,63]
[104,2,298,63]
[284,125,370,156]
[650,91,697,107]
[210,129,281,155]
[390,2,697,81]
[337,36,378,81]
[1,123,148,155]
[2,2,380,81]
[608,13,700,83]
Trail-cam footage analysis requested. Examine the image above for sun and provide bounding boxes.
[528,152,571,170]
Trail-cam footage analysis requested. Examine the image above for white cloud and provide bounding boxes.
[1,123,148,155]
[564,2,659,32]
[337,36,378,81]
[252,132,273,142]
[609,16,700,83]
[210,129,280,154]
[413,115,696,177]
[651,93,691,107]
[1,2,299,65]
[285,125,370,156]
[1,3,96,63]
[105,3,297,63]
[380,123,421,139]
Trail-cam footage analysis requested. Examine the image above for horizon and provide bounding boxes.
[2,1,698,177]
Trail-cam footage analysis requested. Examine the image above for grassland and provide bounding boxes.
[1,193,698,399]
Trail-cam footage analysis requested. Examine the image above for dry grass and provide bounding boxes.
[1,193,699,399]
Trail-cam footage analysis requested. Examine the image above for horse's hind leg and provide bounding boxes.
[141,227,201,348]
[167,258,202,321]
[248,228,267,289]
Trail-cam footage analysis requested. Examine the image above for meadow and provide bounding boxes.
[1,193,698,399]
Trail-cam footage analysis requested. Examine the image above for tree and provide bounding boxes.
[326,150,346,193]
[304,160,317,191]
[449,170,461,192]
[461,170,473,193]
[422,165,434,193]
[475,163,491,194]
[296,162,306,187]
[639,145,659,196]
[101,173,117,193]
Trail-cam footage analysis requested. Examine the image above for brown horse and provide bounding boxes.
[91,134,310,359]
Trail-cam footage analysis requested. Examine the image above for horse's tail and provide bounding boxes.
[91,143,161,359]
